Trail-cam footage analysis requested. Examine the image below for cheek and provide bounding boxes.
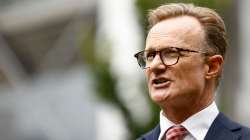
[145,69,150,80]
[174,60,205,81]
[145,69,153,91]
[178,65,206,87]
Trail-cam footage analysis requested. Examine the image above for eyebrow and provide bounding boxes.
[145,47,155,51]
[145,45,178,51]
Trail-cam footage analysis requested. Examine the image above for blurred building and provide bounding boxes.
[0,0,97,140]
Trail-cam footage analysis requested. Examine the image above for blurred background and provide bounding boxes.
[0,0,249,140]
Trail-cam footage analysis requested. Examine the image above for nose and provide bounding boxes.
[149,54,167,71]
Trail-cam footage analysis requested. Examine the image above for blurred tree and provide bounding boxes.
[80,27,157,139]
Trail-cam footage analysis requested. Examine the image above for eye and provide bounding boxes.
[178,49,193,56]
[146,51,156,61]
[162,49,179,58]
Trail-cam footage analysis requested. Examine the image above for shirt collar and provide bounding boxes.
[159,101,219,140]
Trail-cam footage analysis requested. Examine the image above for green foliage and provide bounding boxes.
[80,25,150,139]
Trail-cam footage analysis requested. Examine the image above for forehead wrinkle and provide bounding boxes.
[146,33,189,50]
[145,45,174,51]
[146,16,205,50]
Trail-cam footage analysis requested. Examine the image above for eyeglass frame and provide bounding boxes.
[134,46,210,69]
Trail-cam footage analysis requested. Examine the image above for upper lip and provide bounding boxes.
[151,77,172,85]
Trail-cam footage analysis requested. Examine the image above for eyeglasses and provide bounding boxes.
[134,47,208,69]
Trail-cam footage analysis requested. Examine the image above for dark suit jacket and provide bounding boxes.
[137,113,250,140]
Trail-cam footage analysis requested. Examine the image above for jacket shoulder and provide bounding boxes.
[205,113,250,140]
[219,113,250,137]
[239,125,250,139]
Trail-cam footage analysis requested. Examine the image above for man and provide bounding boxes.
[134,3,250,140]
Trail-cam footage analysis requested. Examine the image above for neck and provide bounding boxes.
[161,100,213,124]
[161,82,215,124]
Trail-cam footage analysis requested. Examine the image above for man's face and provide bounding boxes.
[145,16,212,108]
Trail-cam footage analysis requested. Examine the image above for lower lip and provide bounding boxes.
[152,81,171,89]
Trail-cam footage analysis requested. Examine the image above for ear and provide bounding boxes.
[205,55,224,79]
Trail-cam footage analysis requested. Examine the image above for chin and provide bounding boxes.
[150,90,170,103]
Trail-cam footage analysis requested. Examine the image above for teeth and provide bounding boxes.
[154,79,168,84]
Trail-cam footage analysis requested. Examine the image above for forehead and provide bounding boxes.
[145,16,205,50]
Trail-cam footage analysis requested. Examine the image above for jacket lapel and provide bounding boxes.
[140,124,160,140]
[204,113,242,140]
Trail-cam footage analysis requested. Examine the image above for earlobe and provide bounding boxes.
[205,55,224,79]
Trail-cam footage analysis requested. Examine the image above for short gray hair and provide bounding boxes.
[148,3,228,58]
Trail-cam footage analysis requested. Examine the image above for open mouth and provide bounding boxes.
[152,78,170,85]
